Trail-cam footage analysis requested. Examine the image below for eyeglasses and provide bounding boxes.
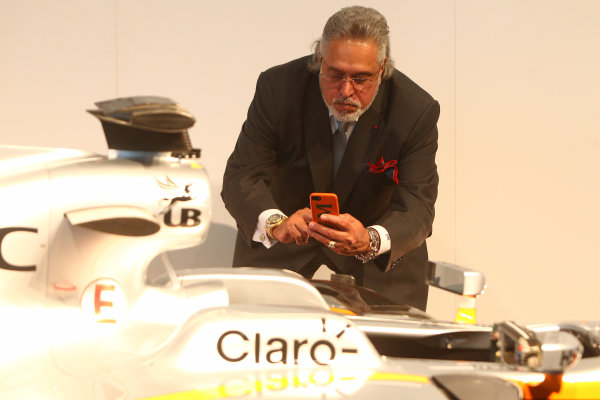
[319,72,379,90]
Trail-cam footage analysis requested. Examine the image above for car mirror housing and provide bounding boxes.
[427,261,486,296]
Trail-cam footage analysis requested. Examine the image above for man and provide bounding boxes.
[221,6,439,310]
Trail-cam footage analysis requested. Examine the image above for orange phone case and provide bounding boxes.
[310,192,339,224]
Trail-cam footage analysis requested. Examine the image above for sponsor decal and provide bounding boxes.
[216,318,357,367]
[0,227,38,271]
[80,278,127,325]
[156,176,202,227]
[163,208,201,228]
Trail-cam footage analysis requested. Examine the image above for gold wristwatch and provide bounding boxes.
[265,213,288,240]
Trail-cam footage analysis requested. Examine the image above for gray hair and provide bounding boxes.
[308,6,395,80]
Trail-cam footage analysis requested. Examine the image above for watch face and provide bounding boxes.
[267,214,283,224]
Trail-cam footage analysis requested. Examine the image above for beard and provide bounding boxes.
[320,82,380,123]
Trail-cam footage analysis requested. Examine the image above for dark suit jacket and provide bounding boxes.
[221,56,439,310]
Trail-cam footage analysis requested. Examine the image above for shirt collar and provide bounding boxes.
[328,113,356,136]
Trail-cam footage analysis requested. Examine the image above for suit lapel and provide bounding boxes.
[304,78,334,192]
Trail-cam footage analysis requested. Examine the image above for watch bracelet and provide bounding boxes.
[355,227,380,263]
[265,214,287,240]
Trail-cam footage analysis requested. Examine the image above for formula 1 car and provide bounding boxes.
[310,267,600,399]
[1,97,598,400]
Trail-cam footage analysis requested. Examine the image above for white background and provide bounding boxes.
[1,0,598,324]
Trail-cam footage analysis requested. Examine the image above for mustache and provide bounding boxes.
[333,97,361,107]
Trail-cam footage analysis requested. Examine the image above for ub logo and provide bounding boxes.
[156,176,201,227]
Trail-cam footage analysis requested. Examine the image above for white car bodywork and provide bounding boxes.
[1,97,598,400]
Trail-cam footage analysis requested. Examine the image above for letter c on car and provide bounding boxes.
[0,227,38,271]
[217,330,249,362]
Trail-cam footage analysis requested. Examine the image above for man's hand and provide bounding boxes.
[307,213,370,256]
[272,208,312,245]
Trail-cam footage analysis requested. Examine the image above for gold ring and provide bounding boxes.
[328,241,336,248]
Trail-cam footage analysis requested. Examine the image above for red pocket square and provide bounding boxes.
[366,156,399,184]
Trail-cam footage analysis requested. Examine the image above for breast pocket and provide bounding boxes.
[349,171,394,223]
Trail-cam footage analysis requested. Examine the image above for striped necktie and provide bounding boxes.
[332,121,349,177]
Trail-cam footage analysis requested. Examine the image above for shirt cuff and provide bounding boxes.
[370,225,390,255]
[252,209,284,249]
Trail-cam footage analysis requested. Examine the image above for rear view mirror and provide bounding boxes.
[427,261,486,296]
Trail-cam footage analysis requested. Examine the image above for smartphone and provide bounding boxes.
[310,192,339,225]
